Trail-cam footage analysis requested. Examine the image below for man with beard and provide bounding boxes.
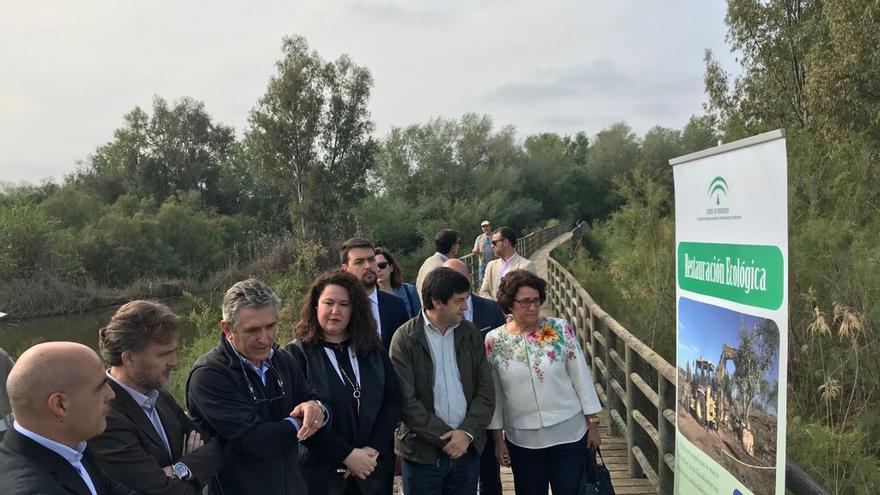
[90,300,223,495]
[340,238,409,351]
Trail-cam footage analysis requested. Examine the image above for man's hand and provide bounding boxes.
[162,466,173,477]
[586,424,602,449]
[290,400,324,440]
[495,440,511,468]
[439,430,471,459]
[182,430,203,456]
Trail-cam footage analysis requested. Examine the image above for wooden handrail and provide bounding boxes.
[459,222,566,285]
[546,244,829,495]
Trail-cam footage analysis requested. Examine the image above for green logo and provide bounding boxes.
[708,176,728,205]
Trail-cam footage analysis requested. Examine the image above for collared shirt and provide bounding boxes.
[436,252,449,262]
[463,295,474,323]
[107,371,172,458]
[422,312,467,429]
[500,252,522,280]
[368,287,382,337]
[13,421,98,495]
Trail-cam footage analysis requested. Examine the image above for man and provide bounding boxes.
[471,220,494,286]
[1,347,14,437]
[0,341,137,494]
[90,301,223,495]
[479,226,537,300]
[415,229,461,297]
[442,258,505,495]
[340,238,409,351]
[186,279,330,495]
[390,267,495,495]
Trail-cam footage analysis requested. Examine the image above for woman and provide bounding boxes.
[374,247,421,318]
[485,269,602,495]
[286,272,403,495]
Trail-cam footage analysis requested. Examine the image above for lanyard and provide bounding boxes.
[323,346,362,413]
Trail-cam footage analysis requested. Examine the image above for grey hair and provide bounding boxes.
[222,279,282,330]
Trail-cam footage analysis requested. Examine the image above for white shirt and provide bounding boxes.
[107,372,172,457]
[463,294,474,323]
[368,287,382,336]
[423,313,467,429]
[499,252,522,280]
[13,421,98,495]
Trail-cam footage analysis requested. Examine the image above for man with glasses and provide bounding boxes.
[90,301,223,495]
[186,279,330,495]
[340,238,409,351]
[479,226,537,301]
[415,229,462,298]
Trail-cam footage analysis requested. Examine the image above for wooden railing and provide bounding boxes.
[460,222,567,284]
[546,245,830,495]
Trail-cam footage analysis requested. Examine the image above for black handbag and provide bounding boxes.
[580,447,615,495]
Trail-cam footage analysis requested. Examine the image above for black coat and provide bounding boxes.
[0,426,138,495]
[185,335,329,495]
[377,291,409,351]
[89,379,223,495]
[286,340,402,495]
[470,294,507,338]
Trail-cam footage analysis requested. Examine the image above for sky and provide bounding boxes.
[0,0,737,185]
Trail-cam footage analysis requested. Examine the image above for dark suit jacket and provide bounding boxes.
[470,294,507,338]
[377,291,409,351]
[89,380,223,495]
[286,341,402,495]
[0,426,138,495]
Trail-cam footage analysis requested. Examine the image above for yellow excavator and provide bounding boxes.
[688,358,718,431]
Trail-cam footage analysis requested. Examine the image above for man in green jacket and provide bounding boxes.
[389,267,495,495]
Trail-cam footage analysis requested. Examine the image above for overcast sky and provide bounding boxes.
[1,0,736,185]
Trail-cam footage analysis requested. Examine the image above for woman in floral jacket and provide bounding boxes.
[485,270,602,495]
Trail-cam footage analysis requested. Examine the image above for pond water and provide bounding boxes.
[0,297,209,359]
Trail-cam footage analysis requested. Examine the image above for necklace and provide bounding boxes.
[334,344,361,415]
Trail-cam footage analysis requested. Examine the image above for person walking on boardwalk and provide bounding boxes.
[286,271,403,495]
[471,221,494,286]
[486,270,602,495]
[390,267,495,495]
[479,226,537,301]
[415,229,461,298]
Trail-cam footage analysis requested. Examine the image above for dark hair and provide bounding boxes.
[374,246,403,288]
[99,300,179,366]
[496,270,547,314]
[434,229,460,255]
[293,272,380,355]
[422,267,471,310]
[340,238,375,265]
[494,226,518,246]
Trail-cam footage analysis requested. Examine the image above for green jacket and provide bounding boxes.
[389,314,495,465]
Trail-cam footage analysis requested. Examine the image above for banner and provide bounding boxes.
[671,130,788,495]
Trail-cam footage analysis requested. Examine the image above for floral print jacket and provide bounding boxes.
[485,317,602,430]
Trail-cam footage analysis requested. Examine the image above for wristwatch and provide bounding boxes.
[587,415,601,426]
[170,462,191,480]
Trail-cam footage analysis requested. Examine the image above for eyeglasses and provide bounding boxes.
[512,297,542,308]
[377,261,390,270]
[239,362,286,403]
[491,239,504,246]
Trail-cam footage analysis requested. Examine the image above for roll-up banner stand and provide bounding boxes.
[671,129,788,495]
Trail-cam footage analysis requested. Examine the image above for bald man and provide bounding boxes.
[0,342,138,495]
[443,259,506,495]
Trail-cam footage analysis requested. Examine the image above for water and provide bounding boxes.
[0,297,206,359]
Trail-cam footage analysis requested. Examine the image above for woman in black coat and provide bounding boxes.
[286,271,402,495]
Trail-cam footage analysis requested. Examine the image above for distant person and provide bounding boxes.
[471,220,494,286]
[90,301,223,495]
[186,279,330,495]
[442,258,506,495]
[340,238,409,351]
[415,229,461,298]
[390,267,495,495]
[287,272,403,495]
[0,342,137,494]
[375,247,421,318]
[0,347,14,437]
[479,226,537,300]
[486,270,602,495]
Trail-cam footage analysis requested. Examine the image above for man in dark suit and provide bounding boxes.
[444,258,506,495]
[340,238,410,350]
[0,341,137,495]
[89,301,223,495]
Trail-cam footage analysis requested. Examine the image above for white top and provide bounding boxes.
[423,312,467,429]
[485,317,602,449]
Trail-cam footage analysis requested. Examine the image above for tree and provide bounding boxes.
[247,35,375,243]
[734,319,779,430]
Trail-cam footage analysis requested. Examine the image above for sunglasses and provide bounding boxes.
[377,261,391,270]
[239,364,286,404]
[491,239,505,246]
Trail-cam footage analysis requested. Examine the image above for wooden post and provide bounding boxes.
[658,374,675,495]
[601,318,619,436]
[625,345,642,477]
